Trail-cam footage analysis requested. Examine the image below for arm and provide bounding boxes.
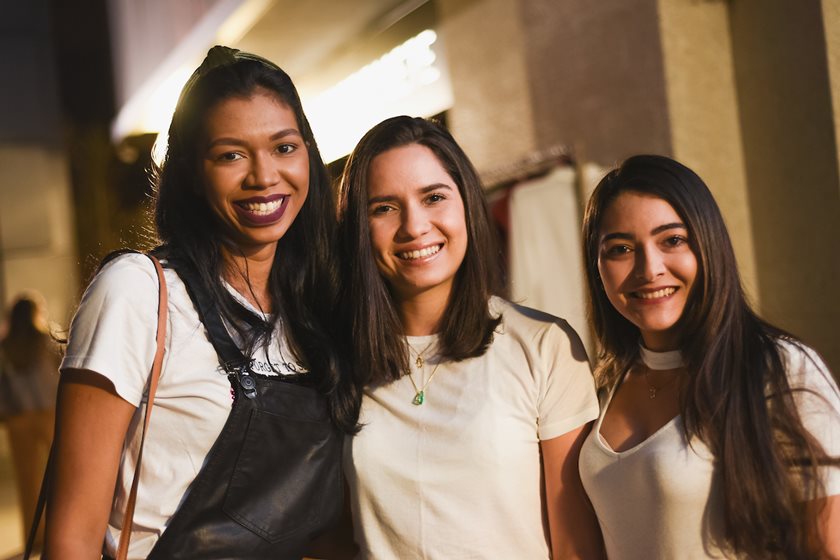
[816,494,840,559]
[542,422,605,560]
[45,369,135,559]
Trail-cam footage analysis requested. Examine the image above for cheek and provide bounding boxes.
[597,260,620,297]
[445,203,469,246]
[367,221,393,261]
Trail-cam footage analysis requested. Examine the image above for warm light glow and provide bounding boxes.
[148,28,452,167]
[304,29,453,162]
[146,66,193,167]
[143,67,193,134]
[217,0,275,45]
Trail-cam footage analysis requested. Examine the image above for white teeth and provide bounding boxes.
[635,287,676,299]
[399,245,441,260]
[242,198,284,215]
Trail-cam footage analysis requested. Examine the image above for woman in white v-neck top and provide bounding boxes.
[578,155,840,559]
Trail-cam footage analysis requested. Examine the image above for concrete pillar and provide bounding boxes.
[729,0,840,371]
[436,0,538,171]
[520,0,672,166]
[823,0,840,189]
[657,0,758,301]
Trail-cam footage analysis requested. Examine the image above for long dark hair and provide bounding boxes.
[152,46,359,433]
[337,116,503,386]
[582,154,838,558]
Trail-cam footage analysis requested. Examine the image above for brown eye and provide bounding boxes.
[604,244,631,257]
[218,152,243,162]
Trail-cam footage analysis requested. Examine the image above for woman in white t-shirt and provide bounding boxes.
[336,116,603,559]
[46,46,359,559]
[578,154,840,559]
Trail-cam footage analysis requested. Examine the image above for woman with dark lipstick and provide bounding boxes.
[578,154,840,559]
[45,46,358,559]
[336,116,604,559]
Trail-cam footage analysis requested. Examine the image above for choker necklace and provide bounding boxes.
[406,339,441,405]
[639,345,685,370]
[639,345,685,399]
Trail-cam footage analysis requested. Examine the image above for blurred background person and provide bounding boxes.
[0,291,60,552]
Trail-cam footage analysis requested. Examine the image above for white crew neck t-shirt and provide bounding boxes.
[61,253,305,559]
[345,298,599,559]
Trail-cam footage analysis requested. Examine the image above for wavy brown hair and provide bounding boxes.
[337,116,503,386]
[582,154,838,558]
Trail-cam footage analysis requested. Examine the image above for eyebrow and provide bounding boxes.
[207,128,302,148]
[601,222,687,242]
[367,183,454,205]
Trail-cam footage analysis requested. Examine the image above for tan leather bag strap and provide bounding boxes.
[115,255,168,559]
[25,254,168,559]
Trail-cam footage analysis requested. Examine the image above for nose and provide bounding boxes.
[398,203,431,240]
[245,152,279,189]
[634,245,665,281]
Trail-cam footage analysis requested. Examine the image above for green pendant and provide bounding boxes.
[412,390,425,405]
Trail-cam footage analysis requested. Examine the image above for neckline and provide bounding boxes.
[594,371,681,457]
[639,345,684,370]
[223,280,273,320]
[406,333,439,347]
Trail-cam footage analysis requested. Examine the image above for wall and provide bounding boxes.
[730,0,840,370]
[657,0,758,300]
[437,0,538,171]
[0,0,80,325]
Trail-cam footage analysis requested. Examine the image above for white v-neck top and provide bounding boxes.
[579,340,840,559]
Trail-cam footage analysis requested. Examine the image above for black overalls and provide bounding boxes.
[144,261,343,559]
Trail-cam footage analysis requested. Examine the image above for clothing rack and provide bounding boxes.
[480,144,574,194]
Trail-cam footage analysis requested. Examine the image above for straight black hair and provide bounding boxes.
[337,116,503,386]
[152,46,359,433]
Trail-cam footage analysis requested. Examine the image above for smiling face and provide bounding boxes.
[366,143,468,304]
[597,191,698,351]
[199,88,309,258]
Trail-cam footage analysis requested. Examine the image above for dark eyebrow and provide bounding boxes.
[419,183,453,194]
[601,232,633,243]
[601,223,686,243]
[207,128,302,148]
[651,222,687,235]
[367,183,454,206]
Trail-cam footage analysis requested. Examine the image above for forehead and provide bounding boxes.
[367,143,454,195]
[600,191,683,232]
[202,90,299,137]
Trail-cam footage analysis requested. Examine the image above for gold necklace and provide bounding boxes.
[407,339,436,369]
[642,367,679,399]
[406,339,441,405]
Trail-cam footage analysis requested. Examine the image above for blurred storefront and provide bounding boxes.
[1,0,839,367]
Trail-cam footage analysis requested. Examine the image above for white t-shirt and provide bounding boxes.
[61,253,304,559]
[579,340,840,559]
[344,297,600,559]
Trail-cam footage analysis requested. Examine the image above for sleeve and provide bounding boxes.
[60,253,160,406]
[536,319,600,440]
[781,340,840,497]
